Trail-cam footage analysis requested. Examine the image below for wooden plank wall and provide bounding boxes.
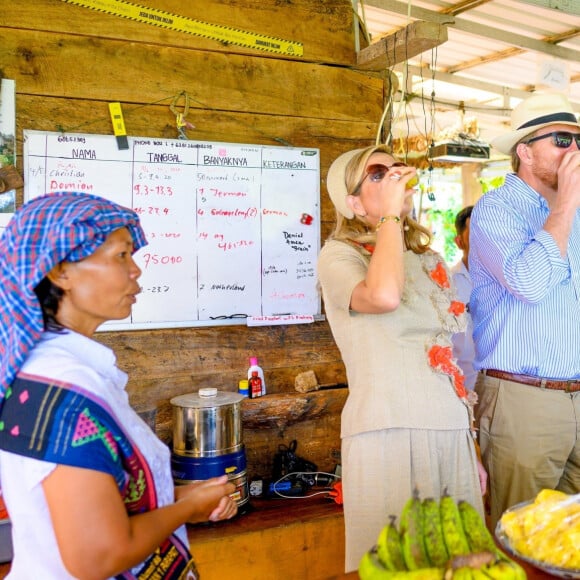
[0,0,385,478]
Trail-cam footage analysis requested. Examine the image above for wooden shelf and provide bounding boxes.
[241,387,348,430]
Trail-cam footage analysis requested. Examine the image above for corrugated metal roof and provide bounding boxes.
[357,0,580,158]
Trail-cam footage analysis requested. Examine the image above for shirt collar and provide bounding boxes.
[505,173,550,212]
[42,330,121,386]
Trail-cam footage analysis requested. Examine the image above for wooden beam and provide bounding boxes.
[357,20,447,71]
[439,0,494,16]
[365,0,580,62]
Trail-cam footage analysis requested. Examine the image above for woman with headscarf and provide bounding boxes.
[317,145,486,572]
[0,192,237,579]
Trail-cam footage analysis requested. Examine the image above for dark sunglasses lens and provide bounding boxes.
[366,164,388,182]
[366,162,408,182]
[554,133,573,148]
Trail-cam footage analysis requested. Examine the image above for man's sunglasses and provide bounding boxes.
[524,131,580,149]
[352,162,411,194]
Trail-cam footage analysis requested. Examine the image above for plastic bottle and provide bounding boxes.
[247,357,266,396]
[249,371,262,398]
[238,379,249,398]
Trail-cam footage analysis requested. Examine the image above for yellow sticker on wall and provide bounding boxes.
[61,0,304,57]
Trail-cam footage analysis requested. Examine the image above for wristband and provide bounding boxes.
[375,215,401,232]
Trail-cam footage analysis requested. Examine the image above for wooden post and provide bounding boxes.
[461,163,483,207]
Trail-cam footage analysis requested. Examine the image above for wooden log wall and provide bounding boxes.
[0,0,385,479]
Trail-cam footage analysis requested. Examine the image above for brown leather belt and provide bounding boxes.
[485,369,580,393]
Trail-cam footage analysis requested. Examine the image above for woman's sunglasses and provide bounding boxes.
[524,131,580,149]
[352,162,418,194]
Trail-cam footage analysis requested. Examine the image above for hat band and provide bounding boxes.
[518,112,578,130]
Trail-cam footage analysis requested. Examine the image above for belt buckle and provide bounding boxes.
[566,380,576,394]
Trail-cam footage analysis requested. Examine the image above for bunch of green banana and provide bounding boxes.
[457,500,497,554]
[377,516,406,571]
[400,493,431,570]
[361,492,526,580]
[359,545,445,580]
[456,499,526,579]
[422,497,449,567]
[440,493,471,558]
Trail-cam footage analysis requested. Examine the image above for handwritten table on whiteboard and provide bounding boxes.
[23,130,321,330]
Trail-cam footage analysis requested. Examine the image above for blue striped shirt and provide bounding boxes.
[470,173,580,379]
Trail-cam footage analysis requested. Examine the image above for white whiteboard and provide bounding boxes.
[23,130,320,330]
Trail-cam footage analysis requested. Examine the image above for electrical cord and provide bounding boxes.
[270,471,341,500]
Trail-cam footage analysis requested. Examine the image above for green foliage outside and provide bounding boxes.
[428,205,462,264]
[422,173,507,264]
[414,167,508,264]
[479,175,505,194]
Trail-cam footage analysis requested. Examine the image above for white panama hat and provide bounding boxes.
[491,92,580,155]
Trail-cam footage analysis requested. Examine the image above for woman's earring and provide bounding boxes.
[403,221,410,231]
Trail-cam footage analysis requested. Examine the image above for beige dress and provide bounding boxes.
[318,240,483,572]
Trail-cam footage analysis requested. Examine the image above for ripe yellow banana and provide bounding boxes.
[457,500,497,554]
[422,498,449,567]
[470,569,492,580]
[440,493,470,557]
[359,546,393,580]
[451,566,474,580]
[359,546,445,580]
[400,493,431,570]
[480,559,518,580]
[500,558,527,580]
[377,517,407,571]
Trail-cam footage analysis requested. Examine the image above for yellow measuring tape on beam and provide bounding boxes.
[61,0,303,57]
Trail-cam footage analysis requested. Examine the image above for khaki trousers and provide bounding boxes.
[475,373,580,529]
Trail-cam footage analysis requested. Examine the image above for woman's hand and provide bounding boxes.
[377,165,418,218]
[44,468,237,578]
[175,475,238,523]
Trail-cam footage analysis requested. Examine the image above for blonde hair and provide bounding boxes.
[327,144,432,254]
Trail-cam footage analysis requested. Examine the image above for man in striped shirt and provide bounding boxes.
[470,92,580,528]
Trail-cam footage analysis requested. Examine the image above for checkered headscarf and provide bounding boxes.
[0,192,147,407]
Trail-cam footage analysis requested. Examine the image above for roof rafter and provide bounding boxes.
[446,27,580,74]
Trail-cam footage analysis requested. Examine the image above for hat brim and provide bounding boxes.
[492,120,580,155]
[326,149,364,219]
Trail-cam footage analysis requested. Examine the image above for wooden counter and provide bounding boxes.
[0,560,561,580]
[0,495,346,580]
[0,495,344,579]
[0,512,565,580]
[187,494,345,579]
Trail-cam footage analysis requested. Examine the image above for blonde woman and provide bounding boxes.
[318,145,486,572]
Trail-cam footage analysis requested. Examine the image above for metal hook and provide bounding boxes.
[170,91,193,139]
